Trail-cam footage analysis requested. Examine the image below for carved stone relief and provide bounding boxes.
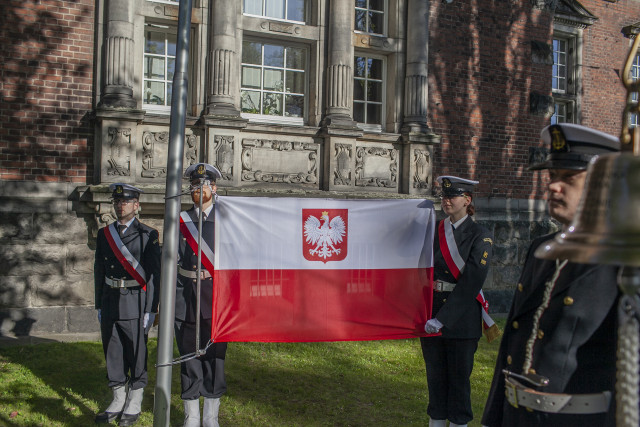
[213,135,234,180]
[333,144,352,186]
[241,139,319,184]
[413,149,431,189]
[107,127,132,176]
[141,131,168,178]
[184,133,198,170]
[355,146,398,188]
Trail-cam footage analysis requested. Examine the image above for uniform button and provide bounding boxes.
[445,270,449,274]
[111,265,115,268]
[193,279,197,283]
[512,321,519,329]
[443,299,447,303]
[507,355,512,365]
[104,257,108,260]
[564,296,574,306]
[537,330,544,339]
[517,283,523,292]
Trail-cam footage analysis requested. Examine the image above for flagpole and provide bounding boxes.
[153,0,193,424]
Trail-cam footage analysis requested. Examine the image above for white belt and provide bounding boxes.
[434,280,456,292]
[105,277,140,288]
[504,376,611,414]
[178,266,211,279]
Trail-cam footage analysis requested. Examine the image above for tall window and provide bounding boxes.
[241,41,306,124]
[552,38,567,94]
[630,54,640,128]
[143,23,177,112]
[354,55,384,131]
[355,0,385,35]
[243,0,306,23]
[551,36,575,124]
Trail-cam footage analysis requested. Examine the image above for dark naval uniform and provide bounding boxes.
[482,233,618,427]
[421,215,493,424]
[94,218,161,390]
[175,205,227,400]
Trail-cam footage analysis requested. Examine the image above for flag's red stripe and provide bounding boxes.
[438,220,460,280]
[104,226,147,290]
[211,267,433,342]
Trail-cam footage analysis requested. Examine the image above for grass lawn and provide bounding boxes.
[0,320,503,426]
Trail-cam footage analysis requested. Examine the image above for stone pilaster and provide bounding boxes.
[402,0,429,133]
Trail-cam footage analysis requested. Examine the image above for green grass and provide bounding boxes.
[0,321,504,426]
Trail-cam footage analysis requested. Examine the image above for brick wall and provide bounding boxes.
[0,0,94,183]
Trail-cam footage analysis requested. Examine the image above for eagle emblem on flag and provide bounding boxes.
[302,209,348,263]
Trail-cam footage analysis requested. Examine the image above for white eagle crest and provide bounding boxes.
[304,211,346,259]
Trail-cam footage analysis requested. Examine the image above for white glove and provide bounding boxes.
[143,312,155,329]
[424,318,443,334]
[97,309,101,323]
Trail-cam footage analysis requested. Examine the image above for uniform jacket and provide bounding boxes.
[94,218,161,320]
[432,216,493,339]
[482,233,619,427]
[176,206,215,322]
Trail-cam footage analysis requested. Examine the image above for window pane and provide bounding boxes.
[286,70,304,94]
[264,44,284,67]
[144,81,165,105]
[144,57,165,79]
[353,102,365,122]
[264,69,283,90]
[241,90,261,113]
[367,103,382,124]
[145,31,165,54]
[242,66,262,89]
[285,94,304,117]
[367,81,382,102]
[244,0,262,15]
[369,11,384,34]
[369,58,383,79]
[287,0,305,22]
[263,92,283,115]
[369,0,384,11]
[355,0,367,7]
[167,82,172,105]
[355,10,367,32]
[265,0,285,19]
[167,58,175,81]
[286,47,306,70]
[354,79,365,101]
[354,57,367,78]
[242,41,262,65]
[167,37,177,57]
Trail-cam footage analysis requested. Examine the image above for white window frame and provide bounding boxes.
[240,39,308,126]
[242,0,307,24]
[551,31,578,124]
[354,0,387,36]
[353,53,386,133]
[142,22,177,115]
[630,53,640,128]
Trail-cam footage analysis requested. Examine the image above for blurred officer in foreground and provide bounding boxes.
[482,124,621,426]
[176,163,227,427]
[421,176,494,427]
[94,184,161,426]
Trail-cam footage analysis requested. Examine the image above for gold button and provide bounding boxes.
[110,265,114,268]
[537,330,544,339]
[507,355,512,364]
[443,299,447,303]
[445,271,449,274]
[528,368,536,375]
[517,283,523,292]
[564,296,574,306]
[512,321,519,329]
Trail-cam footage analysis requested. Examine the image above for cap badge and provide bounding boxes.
[443,178,451,188]
[197,164,205,175]
[551,128,567,152]
[116,186,123,194]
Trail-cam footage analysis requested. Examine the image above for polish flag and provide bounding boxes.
[212,196,435,342]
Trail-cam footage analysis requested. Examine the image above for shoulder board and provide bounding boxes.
[483,237,493,245]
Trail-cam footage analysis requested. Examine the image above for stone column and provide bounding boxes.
[323,0,357,128]
[99,0,136,109]
[205,0,241,117]
[402,0,429,133]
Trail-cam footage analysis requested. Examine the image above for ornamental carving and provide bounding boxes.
[213,135,234,180]
[241,139,319,184]
[107,127,132,176]
[355,147,397,188]
[413,149,431,189]
[333,144,352,186]
[184,133,198,169]
[141,131,169,178]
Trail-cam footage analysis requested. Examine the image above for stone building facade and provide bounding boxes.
[0,0,638,337]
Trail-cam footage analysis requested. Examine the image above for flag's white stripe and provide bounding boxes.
[107,223,146,280]
[443,218,465,273]
[180,211,215,265]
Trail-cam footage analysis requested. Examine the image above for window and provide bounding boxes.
[355,0,385,35]
[241,41,307,124]
[143,23,177,113]
[243,0,306,23]
[630,54,640,128]
[353,55,384,132]
[550,35,575,124]
[552,38,567,94]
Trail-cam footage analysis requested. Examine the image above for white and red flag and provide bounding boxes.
[212,196,436,342]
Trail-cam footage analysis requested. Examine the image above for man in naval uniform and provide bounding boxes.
[94,183,161,426]
[482,124,621,426]
[175,163,227,427]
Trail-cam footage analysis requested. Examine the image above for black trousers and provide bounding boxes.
[101,317,148,390]
[420,336,478,424]
[175,318,227,400]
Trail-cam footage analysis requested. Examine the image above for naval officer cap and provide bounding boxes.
[436,175,479,197]
[529,123,620,171]
[109,183,143,200]
[184,163,222,182]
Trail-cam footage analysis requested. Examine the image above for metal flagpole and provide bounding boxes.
[153,0,193,424]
